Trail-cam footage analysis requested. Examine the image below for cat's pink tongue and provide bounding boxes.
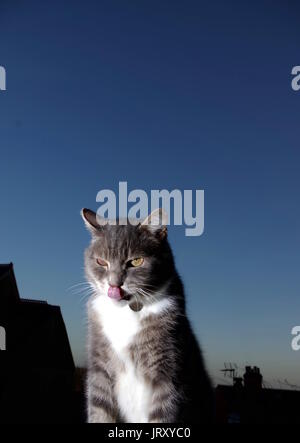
[108,286,123,301]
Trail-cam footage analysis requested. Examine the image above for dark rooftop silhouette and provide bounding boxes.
[0,263,79,423]
[0,263,20,302]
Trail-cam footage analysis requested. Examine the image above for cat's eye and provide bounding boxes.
[130,257,144,267]
[96,258,108,267]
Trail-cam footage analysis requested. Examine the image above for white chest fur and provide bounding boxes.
[93,296,142,354]
[92,295,171,423]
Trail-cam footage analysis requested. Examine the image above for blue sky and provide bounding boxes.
[0,1,300,387]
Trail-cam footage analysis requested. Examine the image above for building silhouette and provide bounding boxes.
[0,263,77,423]
[216,366,300,424]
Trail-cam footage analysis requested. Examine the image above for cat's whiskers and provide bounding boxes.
[72,287,93,295]
[67,282,93,295]
[127,286,153,304]
[139,287,162,299]
[137,287,187,315]
[67,281,91,291]
[79,290,94,303]
[66,281,96,305]
[137,288,159,305]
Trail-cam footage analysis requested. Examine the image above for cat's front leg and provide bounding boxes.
[87,366,117,423]
[148,378,179,423]
[88,401,116,423]
[88,399,115,423]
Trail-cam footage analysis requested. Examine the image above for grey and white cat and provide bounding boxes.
[81,208,214,423]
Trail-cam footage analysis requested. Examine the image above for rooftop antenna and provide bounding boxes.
[220,362,237,379]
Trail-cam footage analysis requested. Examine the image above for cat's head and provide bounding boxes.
[81,208,174,310]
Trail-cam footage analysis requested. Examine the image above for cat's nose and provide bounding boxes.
[108,274,124,288]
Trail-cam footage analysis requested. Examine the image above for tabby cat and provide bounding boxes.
[82,208,214,423]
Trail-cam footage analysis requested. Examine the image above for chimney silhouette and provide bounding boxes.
[243,366,262,391]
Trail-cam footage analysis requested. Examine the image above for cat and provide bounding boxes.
[81,207,214,423]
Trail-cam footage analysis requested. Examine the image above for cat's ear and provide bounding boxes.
[141,208,168,239]
[81,208,103,235]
